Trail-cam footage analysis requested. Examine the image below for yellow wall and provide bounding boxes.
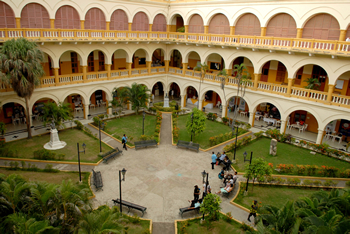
[306,113,318,133]
[60,61,72,75]
[114,58,127,69]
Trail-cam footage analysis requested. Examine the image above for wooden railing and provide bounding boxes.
[1,28,349,55]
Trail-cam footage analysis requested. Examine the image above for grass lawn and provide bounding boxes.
[4,128,111,163]
[0,168,92,196]
[232,137,350,173]
[234,183,328,210]
[106,114,156,145]
[177,215,245,234]
[177,114,240,149]
[125,219,150,234]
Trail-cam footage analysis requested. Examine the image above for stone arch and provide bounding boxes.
[265,13,297,38]
[130,8,152,24]
[321,114,350,131]
[111,49,131,70]
[1,98,26,110]
[235,13,261,36]
[333,66,350,86]
[284,106,321,124]
[152,13,167,32]
[257,56,292,79]
[86,48,111,65]
[183,51,202,64]
[232,8,262,26]
[302,13,340,40]
[87,86,112,102]
[40,48,59,68]
[168,11,185,25]
[108,6,131,23]
[205,9,231,26]
[61,90,88,105]
[227,53,258,73]
[199,86,224,102]
[181,83,199,97]
[185,10,205,26]
[169,49,183,68]
[188,14,204,34]
[52,1,83,20]
[0,1,16,28]
[203,52,227,70]
[166,81,182,95]
[225,92,252,110]
[151,80,167,94]
[290,59,332,82]
[300,8,344,29]
[20,2,50,28]
[131,48,151,63]
[252,99,284,117]
[81,3,108,23]
[55,5,81,29]
[30,94,59,111]
[263,8,299,28]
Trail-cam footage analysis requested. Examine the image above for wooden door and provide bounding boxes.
[0,2,15,28]
[132,12,149,31]
[85,8,106,30]
[88,52,94,72]
[260,62,270,82]
[98,51,105,71]
[303,14,340,40]
[55,5,80,29]
[71,52,78,73]
[189,14,204,33]
[312,65,327,91]
[266,13,297,38]
[276,62,286,82]
[235,13,261,36]
[110,9,128,31]
[153,14,166,32]
[21,3,50,28]
[209,14,229,35]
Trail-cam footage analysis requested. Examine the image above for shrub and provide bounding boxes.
[340,169,350,178]
[286,178,301,185]
[127,214,140,224]
[254,131,264,139]
[346,181,350,187]
[241,222,254,231]
[276,164,294,174]
[296,165,306,175]
[33,149,56,160]
[323,180,338,187]
[275,177,286,184]
[303,180,313,186]
[222,117,229,125]
[223,212,233,223]
[43,164,59,173]
[313,180,322,186]
[305,165,318,176]
[74,120,84,130]
[320,165,339,177]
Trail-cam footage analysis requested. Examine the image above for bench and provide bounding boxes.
[134,140,158,150]
[179,206,200,218]
[102,147,123,164]
[176,140,200,153]
[92,169,103,191]
[112,199,147,217]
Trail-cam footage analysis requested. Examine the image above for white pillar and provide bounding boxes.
[316,129,324,144]
[249,111,255,126]
[279,120,286,134]
[107,107,112,115]
[221,105,226,117]
[198,98,203,111]
[84,104,89,119]
[180,94,186,109]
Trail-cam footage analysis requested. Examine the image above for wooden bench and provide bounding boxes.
[179,206,200,218]
[112,199,147,217]
[92,169,103,191]
[176,140,200,153]
[102,147,123,164]
[134,140,158,150]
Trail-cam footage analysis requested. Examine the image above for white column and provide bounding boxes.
[279,120,286,134]
[198,98,203,111]
[180,94,186,109]
[221,105,226,117]
[316,129,324,144]
[107,106,112,115]
[84,104,89,119]
[249,111,255,126]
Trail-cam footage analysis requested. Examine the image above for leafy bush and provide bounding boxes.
[346,181,350,187]
[323,180,338,187]
[74,120,84,130]
[254,131,264,139]
[33,149,56,160]
[241,222,255,231]
[43,164,59,173]
[222,117,229,125]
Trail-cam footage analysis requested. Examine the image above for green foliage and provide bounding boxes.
[109,87,129,117]
[346,181,350,187]
[41,102,73,129]
[125,83,150,114]
[254,131,264,139]
[304,77,321,90]
[33,149,56,160]
[74,120,84,130]
[186,108,206,141]
[0,121,6,136]
[200,193,222,221]
[241,222,255,231]
[323,180,338,187]
[0,38,45,139]
[245,157,272,191]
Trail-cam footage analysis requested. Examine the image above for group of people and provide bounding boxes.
[211,151,232,171]
[12,106,26,124]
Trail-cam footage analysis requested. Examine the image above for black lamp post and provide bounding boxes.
[201,170,209,221]
[243,151,253,193]
[99,120,105,153]
[142,111,146,135]
[190,112,194,142]
[233,125,239,161]
[119,168,127,213]
[77,143,86,182]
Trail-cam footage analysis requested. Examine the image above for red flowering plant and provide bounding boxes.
[296,165,306,175]
[320,165,339,177]
[268,163,274,169]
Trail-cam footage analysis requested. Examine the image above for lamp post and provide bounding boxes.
[201,170,209,221]
[142,111,146,135]
[119,168,127,213]
[243,151,253,195]
[190,112,194,142]
[99,120,105,153]
[77,143,86,182]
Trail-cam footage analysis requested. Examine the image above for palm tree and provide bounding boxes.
[76,205,126,233]
[217,68,229,108]
[125,83,150,114]
[0,38,45,139]
[230,63,251,125]
[304,77,321,90]
[41,102,73,129]
[5,213,56,234]
[108,87,129,118]
[194,63,209,108]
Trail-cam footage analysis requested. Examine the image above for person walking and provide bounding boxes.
[248,200,258,223]
[122,134,128,151]
[193,185,200,200]
[211,152,217,169]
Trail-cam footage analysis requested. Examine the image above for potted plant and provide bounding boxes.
[0,122,6,142]
[304,78,321,90]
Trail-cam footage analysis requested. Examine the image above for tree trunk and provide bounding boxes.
[25,97,32,139]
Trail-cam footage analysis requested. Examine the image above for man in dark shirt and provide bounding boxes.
[193,185,200,200]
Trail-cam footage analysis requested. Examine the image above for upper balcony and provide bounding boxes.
[1,28,350,57]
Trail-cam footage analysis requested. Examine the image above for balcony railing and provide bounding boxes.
[1,28,350,56]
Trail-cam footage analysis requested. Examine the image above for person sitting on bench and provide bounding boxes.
[218,151,226,165]
[223,173,233,185]
[223,156,232,170]
[188,198,202,208]
[218,169,225,180]
[232,171,238,184]
[216,183,234,195]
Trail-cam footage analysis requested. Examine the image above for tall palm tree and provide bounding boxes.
[0,38,45,139]
[76,205,126,233]
[194,63,209,108]
[217,68,229,109]
[230,63,251,126]
[5,213,57,234]
[125,83,150,114]
[41,101,73,129]
[108,87,129,118]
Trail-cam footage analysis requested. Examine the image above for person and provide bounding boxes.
[171,89,174,99]
[193,185,200,200]
[203,182,211,197]
[218,151,226,165]
[218,169,225,180]
[223,156,232,171]
[122,134,128,151]
[216,183,234,195]
[223,173,233,185]
[188,198,202,208]
[232,171,238,184]
[211,152,217,169]
[248,200,258,223]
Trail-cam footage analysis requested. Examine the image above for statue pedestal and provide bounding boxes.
[44,129,67,150]
[163,96,170,108]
